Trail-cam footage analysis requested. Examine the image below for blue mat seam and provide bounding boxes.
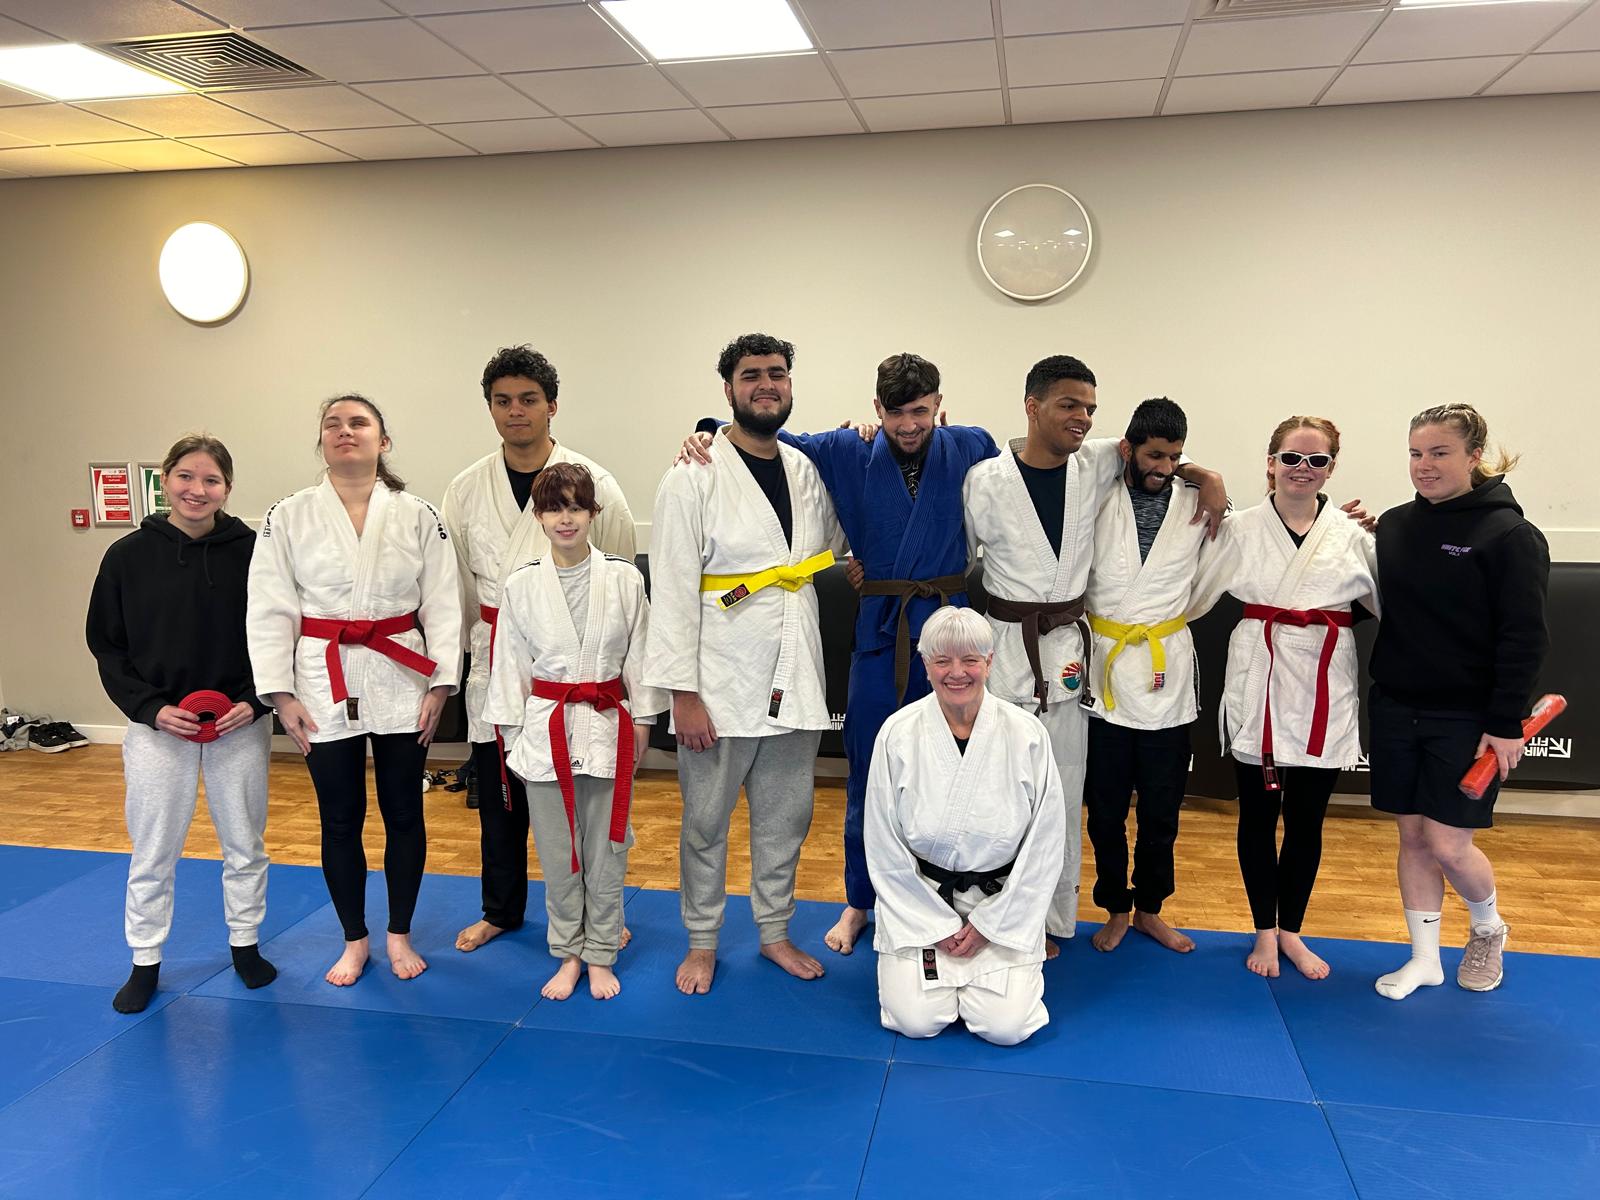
[509,1017,896,1065]
[1320,1097,1600,1132]
[1315,1100,1366,1200]
[851,1061,894,1200]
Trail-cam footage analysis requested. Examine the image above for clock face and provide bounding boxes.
[976,184,1093,302]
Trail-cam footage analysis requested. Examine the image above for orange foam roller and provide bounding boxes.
[1459,693,1567,800]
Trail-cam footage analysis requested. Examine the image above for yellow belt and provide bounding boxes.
[1088,613,1188,712]
[701,550,836,610]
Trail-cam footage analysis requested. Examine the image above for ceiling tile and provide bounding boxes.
[1321,56,1517,106]
[179,132,355,165]
[215,85,410,131]
[386,0,575,11]
[1004,26,1180,87]
[1542,3,1600,53]
[1178,11,1383,75]
[0,145,129,174]
[420,7,641,73]
[0,14,51,47]
[1487,49,1600,95]
[248,19,483,81]
[0,104,151,144]
[1000,0,1190,37]
[310,124,476,159]
[186,0,395,24]
[796,0,994,50]
[1356,4,1577,65]
[830,40,999,98]
[506,64,686,116]
[71,138,239,171]
[0,126,36,147]
[711,98,862,139]
[1010,78,1163,123]
[432,116,597,154]
[665,53,841,107]
[0,0,222,41]
[1163,66,1336,114]
[354,77,547,123]
[856,88,1004,131]
[78,95,279,138]
[0,83,45,106]
[569,108,725,146]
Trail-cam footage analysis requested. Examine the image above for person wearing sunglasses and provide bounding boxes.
[1192,416,1378,981]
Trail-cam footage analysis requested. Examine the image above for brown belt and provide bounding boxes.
[860,573,969,704]
[985,594,1092,713]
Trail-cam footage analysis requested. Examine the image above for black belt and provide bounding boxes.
[915,855,1016,910]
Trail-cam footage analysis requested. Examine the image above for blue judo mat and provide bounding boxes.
[0,845,1594,1199]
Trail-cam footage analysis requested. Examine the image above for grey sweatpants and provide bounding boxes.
[526,775,633,966]
[123,717,272,965]
[677,729,821,949]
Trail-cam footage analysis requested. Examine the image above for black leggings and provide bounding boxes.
[1234,759,1338,934]
[305,732,429,941]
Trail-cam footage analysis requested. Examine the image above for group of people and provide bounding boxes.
[85,336,1549,1048]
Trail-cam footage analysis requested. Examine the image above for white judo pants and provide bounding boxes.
[878,953,1047,1047]
[1030,699,1086,938]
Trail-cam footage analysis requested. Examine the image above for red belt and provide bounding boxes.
[480,604,514,810]
[531,676,634,872]
[1242,603,1353,790]
[299,612,437,705]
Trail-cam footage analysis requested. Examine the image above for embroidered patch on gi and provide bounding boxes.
[345,697,360,721]
[921,948,939,981]
[1060,662,1083,692]
[768,688,784,719]
[1152,670,1166,692]
[718,584,751,609]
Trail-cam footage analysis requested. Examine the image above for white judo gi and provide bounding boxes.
[866,693,1065,1046]
[963,437,1124,935]
[247,479,462,738]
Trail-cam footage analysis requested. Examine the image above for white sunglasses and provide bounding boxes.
[1272,451,1334,469]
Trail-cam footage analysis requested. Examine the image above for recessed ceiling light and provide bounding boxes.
[597,0,812,62]
[0,44,187,101]
[1397,1,1576,8]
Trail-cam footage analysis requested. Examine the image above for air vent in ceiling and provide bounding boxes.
[95,32,322,91]
[1200,0,1385,17]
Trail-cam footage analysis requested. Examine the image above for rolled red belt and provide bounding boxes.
[299,612,437,706]
[1241,603,1354,790]
[530,676,633,873]
[178,690,232,744]
[480,604,512,811]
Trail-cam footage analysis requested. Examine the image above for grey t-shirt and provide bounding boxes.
[1128,482,1173,562]
[556,558,590,646]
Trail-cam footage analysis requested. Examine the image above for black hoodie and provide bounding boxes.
[1370,477,1549,738]
[85,512,270,728]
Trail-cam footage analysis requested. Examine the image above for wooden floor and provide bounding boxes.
[3,745,1597,957]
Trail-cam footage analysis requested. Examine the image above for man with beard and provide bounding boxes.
[682,353,999,955]
[1082,398,1230,954]
[964,360,1227,954]
[444,345,636,954]
[645,333,845,995]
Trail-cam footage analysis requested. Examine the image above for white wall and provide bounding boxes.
[0,91,1594,726]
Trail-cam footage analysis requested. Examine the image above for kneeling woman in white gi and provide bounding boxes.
[866,606,1065,1046]
[482,463,665,1001]
[248,396,461,987]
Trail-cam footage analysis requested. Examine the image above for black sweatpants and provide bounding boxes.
[305,732,429,942]
[472,738,530,931]
[1085,719,1192,915]
[1233,758,1338,934]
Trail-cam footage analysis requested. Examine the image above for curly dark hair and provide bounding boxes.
[1125,397,1187,447]
[1024,354,1096,398]
[716,333,794,382]
[481,345,558,403]
[875,353,941,411]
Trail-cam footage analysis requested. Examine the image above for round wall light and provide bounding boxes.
[976,184,1092,302]
[158,222,249,323]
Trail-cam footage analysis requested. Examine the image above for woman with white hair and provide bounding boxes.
[864,606,1066,1045]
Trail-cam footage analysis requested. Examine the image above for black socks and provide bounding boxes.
[231,943,278,990]
[113,963,160,1013]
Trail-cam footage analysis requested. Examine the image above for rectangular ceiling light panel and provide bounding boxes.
[598,0,812,61]
[0,44,188,100]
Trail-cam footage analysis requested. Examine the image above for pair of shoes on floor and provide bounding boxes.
[0,709,43,751]
[10,716,90,753]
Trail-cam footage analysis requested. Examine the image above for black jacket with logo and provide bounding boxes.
[1370,477,1549,738]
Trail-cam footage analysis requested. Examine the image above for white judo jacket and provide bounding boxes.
[643,431,844,737]
[866,694,1066,988]
[481,550,667,784]
[443,444,636,745]
[247,479,462,741]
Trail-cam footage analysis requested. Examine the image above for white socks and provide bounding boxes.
[1465,890,1502,936]
[1375,909,1445,1000]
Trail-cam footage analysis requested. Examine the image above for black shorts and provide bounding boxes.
[1368,686,1500,829]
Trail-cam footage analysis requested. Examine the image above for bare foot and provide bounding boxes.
[1133,910,1195,954]
[1045,937,1061,960]
[1246,930,1280,978]
[676,948,716,995]
[823,906,870,955]
[620,925,632,951]
[588,963,621,1000]
[1091,912,1131,952]
[541,956,583,1000]
[325,937,369,987]
[760,940,825,980]
[1277,931,1330,980]
[388,932,428,981]
[455,919,506,952]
